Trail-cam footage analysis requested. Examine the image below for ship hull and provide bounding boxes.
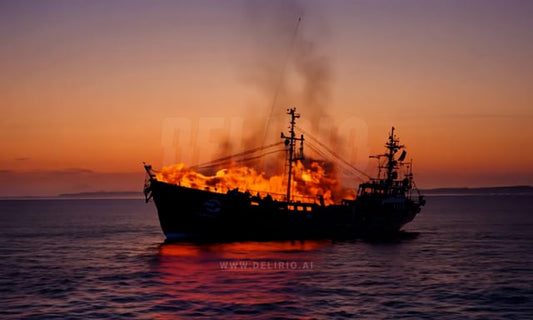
[147,179,421,241]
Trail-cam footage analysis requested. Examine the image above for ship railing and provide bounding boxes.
[233,188,321,205]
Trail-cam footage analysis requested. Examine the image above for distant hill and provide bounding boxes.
[421,185,533,195]
[57,191,143,199]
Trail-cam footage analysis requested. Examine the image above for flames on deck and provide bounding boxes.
[155,160,355,205]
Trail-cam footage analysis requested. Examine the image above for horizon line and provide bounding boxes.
[1,185,532,200]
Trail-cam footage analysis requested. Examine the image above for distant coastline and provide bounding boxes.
[0,191,143,200]
[420,185,533,196]
[1,186,532,200]
[57,187,533,198]
[57,191,144,199]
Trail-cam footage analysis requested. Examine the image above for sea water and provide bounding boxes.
[0,195,532,319]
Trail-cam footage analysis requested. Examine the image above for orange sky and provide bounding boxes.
[1,0,532,196]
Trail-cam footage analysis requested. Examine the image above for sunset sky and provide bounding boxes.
[1,0,532,196]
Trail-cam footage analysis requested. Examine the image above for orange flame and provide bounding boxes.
[155,161,355,205]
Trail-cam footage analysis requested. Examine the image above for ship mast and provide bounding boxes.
[281,108,304,202]
[385,127,404,184]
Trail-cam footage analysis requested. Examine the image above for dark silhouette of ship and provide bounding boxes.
[144,108,425,241]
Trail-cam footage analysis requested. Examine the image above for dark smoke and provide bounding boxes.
[293,37,332,129]
[240,1,340,169]
[210,1,341,177]
[242,0,334,129]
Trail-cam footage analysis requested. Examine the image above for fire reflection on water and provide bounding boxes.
[152,241,330,313]
[158,240,327,258]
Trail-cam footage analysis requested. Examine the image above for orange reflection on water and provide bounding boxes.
[158,244,203,257]
[151,240,330,316]
[215,240,327,253]
[159,240,328,259]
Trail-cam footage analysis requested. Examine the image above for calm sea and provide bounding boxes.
[1,195,532,319]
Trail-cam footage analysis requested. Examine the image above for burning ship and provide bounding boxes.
[144,108,425,241]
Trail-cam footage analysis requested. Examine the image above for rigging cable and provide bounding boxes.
[296,126,372,179]
[191,142,283,170]
[260,17,302,148]
[195,149,285,171]
[190,142,283,170]
[304,141,366,182]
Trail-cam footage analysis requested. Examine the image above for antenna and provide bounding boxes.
[281,108,304,202]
